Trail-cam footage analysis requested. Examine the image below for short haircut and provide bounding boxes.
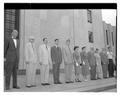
[43,38,47,42]
[82,46,86,50]
[55,39,59,42]
[74,46,79,51]
[108,46,111,49]
[12,29,18,33]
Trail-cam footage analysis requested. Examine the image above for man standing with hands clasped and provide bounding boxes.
[62,39,74,83]
[51,39,62,84]
[25,36,37,87]
[39,38,51,85]
[4,30,20,90]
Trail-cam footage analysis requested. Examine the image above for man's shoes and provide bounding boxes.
[78,80,82,82]
[41,83,45,85]
[91,78,97,80]
[31,85,36,87]
[104,77,108,79]
[13,86,20,89]
[26,86,32,88]
[5,87,10,90]
[45,83,50,85]
[41,83,50,85]
[54,82,62,84]
[69,81,74,83]
[57,82,62,84]
[66,81,70,83]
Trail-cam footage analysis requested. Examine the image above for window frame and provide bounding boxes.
[88,31,94,43]
[87,9,92,23]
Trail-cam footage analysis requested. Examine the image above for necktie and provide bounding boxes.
[31,43,34,52]
[46,45,48,49]
[68,46,72,55]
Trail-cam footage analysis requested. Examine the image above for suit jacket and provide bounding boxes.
[25,42,37,63]
[62,45,73,64]
[100,52,108,64]
[39,44,51,65]
[4,36,19,64]
[87,51,96,66]
[51,46,62,64]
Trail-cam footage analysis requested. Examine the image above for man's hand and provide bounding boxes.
[4,58,6,62]
[89,67,91,70]
[39,62,42,65]
[16,65,19,69]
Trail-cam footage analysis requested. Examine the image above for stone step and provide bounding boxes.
[7,78,117,92]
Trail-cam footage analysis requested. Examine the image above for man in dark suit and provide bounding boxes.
[4,30,20,90]
[51,39,62,84]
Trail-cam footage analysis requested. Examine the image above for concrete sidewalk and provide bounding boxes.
[5,74,117,92]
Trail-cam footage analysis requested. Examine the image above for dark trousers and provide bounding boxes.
[90,65,96,80]
[53,63,60,83]
[5,61,18,89]
[108,59,114,77]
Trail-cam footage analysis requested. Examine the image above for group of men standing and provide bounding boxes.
[4,30,116,90]
[25,35,116,87]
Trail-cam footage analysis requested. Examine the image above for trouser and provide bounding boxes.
[90,65,96,80]
[101,62,108,78]
[53,63,60,83]
[26,62,36,86]
[5,61,18,89]
[108,59,114,77]
[40,64,49,83]
[64,64,73,82]
[96,65,103,79]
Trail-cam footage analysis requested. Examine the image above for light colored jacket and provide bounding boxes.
[62,45,73,64]
[25,42,37,63]
[39,44,51,65]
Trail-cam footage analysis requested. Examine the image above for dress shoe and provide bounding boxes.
[58,82,62,84]
[5,87,10,90]
[78,80,82,82]
[45,83,50,85]
[69,81,74,83]
[31,85,36,87]
[41,83,45,85]
[13,86,20,89]
[26,86,32,88]
[66,81,70,83]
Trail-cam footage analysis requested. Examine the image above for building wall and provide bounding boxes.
[19,9,105,69]
[102,21,116,62]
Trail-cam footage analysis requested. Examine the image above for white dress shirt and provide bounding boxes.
[39,44,51,65]
[107,51,113,59]
[12,37,17,48]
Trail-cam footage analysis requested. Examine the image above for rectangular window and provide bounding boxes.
[4,9,19,38]
[112,32,114,46]
[88,31,94,43]
[87,9,92,23]
[106,30,109,45]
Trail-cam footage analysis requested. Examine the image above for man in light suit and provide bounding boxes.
[87,47,96,80]
[25,36,37,87]
[39,38,51,85]
[62,39,74,83]
[51,39,62,84]
[4,30,20,90]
